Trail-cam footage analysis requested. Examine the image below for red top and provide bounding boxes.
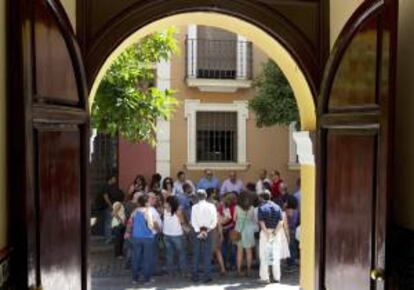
[218,203,236,230]
[271,179,283,200]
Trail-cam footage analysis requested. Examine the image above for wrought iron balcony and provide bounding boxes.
[185,38,253,92]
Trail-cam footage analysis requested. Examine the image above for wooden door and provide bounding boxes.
[9,0,89,290]
[317,0,397,290]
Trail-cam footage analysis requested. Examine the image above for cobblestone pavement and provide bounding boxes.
[91,236,300,290]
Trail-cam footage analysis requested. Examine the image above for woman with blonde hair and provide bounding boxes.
[112,201,126,258]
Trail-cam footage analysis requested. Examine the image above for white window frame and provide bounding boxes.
[236,35,248,80]
[184,99,250,170]
[187,25,198,80]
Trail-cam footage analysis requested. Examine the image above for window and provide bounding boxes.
[185,100,249,170]
[196,112,237,162]
[89,132,118,216]
[186,25,253,93]
[196,26,238,79]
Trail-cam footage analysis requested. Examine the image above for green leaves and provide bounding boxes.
[249,60,300,129]
[91,27,179,146]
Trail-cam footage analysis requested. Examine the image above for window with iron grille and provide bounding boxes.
[90,133,118,206]
[196,112,238,162]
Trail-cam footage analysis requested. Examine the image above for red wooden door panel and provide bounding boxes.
[317,1,397,290]
[9,0,89,289]
[38,130,82,290]
[325,132,376,290]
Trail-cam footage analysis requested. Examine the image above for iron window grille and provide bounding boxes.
[196,111,238,162]
[90,133,118,207]
[186,38,253,80]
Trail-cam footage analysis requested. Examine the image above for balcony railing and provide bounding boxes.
[186,38,253,80]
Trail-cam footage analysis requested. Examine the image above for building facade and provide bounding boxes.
[116,25,300,192]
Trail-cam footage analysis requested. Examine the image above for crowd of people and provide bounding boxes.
[98,169,301,286]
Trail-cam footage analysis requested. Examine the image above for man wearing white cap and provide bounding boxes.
[191,189,217,283]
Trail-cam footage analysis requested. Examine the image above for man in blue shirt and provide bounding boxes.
[258,190,283,284]
[197,169,220,193]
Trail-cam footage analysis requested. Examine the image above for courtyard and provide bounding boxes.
[91,237,300,290]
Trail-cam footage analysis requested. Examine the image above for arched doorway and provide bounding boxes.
[7,0,397,289]
[88,12,317,290]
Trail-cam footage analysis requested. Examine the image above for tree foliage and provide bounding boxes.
[249,60,300,129]
[91,28,179,145]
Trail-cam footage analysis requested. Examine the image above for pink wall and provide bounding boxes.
[118,138,156,193]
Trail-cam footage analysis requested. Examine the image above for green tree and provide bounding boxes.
[249,60,300,129]
[91,28,179,145]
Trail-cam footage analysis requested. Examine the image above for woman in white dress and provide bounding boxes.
[275,211,291,261]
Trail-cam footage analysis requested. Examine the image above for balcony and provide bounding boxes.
[186,38,253,93]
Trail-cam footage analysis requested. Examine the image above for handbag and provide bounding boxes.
[229,229,242,242]
[229,210,248,242]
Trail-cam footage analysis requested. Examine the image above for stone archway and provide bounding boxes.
[88,12,317,290]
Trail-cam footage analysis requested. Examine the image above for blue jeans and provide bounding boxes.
[150,234,162,275]
[192,232,213,281]
[124,238,132,269]
[131,238,154,282]
[164,235,187,274]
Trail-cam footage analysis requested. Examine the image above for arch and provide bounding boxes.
[82,1,324,96]
[89,12,316,131]
[88,12,317,290]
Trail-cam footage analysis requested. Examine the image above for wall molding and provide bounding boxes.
[186,25,197,79]
[156,60,171,177]
[293,131,315,166]
[186,78,252,93]
[237,35,248,80]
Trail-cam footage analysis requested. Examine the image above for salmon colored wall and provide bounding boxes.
[0,0,7,249]
[118,138,156,193]
[168,25,300,189]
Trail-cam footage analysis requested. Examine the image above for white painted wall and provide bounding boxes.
[156,60,172,178]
